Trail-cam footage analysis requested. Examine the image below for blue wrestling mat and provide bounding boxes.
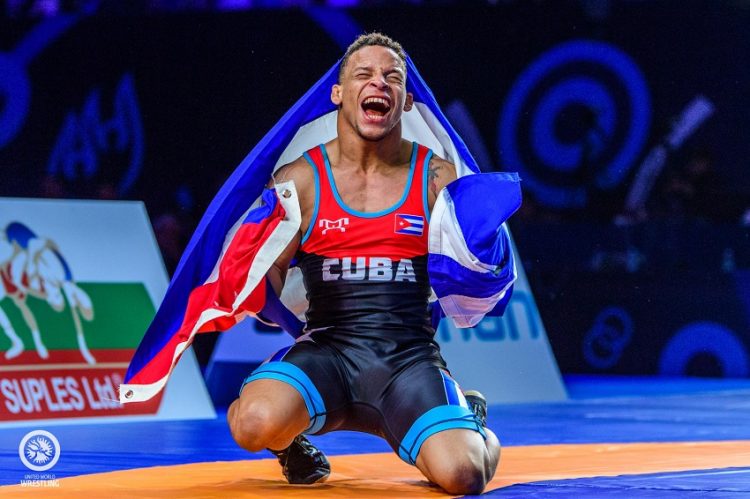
[1,375,749,497]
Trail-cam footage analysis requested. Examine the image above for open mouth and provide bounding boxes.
[361,97,391,120]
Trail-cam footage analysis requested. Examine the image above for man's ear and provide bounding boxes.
[331,84,342,106]
[404,92,414,112]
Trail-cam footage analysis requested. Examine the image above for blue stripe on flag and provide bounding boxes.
[404,57,481,175]
[428,253,515,299]
[243,189,278,224]
[444,173,521,263]
[399,214,423,223]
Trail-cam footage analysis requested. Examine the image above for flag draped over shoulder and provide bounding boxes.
[120,56,521,404]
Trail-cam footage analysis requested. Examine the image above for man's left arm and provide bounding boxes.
[427,156,458,211]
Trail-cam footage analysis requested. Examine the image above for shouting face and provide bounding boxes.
[332,45,414,142]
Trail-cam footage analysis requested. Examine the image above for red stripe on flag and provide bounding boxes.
[127,200,285,386]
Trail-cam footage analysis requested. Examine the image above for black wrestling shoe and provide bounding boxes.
[269,435,330,484]
[464,390,487,428]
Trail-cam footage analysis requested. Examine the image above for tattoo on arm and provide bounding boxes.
[428,158,443,198]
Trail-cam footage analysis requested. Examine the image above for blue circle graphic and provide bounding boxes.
[499,40,651,208]
[532,77,616,172]
[583,306,633,369]
[659,322,749,377]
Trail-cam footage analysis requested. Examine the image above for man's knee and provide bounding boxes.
[228,400,279,452]
[430,456,487,495]
[417,430,492,495]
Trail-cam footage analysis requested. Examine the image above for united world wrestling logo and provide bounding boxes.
[319,218,349,235]
[0,222,96,364]
[499,40,651,209]
[18,430,61,472]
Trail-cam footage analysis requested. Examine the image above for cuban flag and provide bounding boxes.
[120,54,521,404]
[395,213,425,236]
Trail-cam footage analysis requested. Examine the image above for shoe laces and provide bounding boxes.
[464,390,487,428]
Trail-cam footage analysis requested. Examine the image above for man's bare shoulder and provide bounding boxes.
[427,154,458,198]
[269,156,315,190]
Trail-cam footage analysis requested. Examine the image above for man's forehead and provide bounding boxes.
[348,46,405,71]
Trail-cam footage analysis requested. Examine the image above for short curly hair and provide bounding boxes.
[338,32,407,83]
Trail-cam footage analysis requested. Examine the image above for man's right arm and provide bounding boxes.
[265,157,315,296]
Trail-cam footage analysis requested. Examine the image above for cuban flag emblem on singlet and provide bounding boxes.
[394,214,424,236]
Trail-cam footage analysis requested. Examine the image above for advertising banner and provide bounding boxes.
[0,198,214,425]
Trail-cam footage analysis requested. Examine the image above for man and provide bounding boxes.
[227,33,501,495]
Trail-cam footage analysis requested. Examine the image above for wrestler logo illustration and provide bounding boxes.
[319,218,349,235]
[0,222,96,364]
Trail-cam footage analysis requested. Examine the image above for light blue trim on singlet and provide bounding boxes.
[320,142,418,218]
[397,405,486,465]
[300,151,322,245]
[422,149,433,220]
[242,361,327,434]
